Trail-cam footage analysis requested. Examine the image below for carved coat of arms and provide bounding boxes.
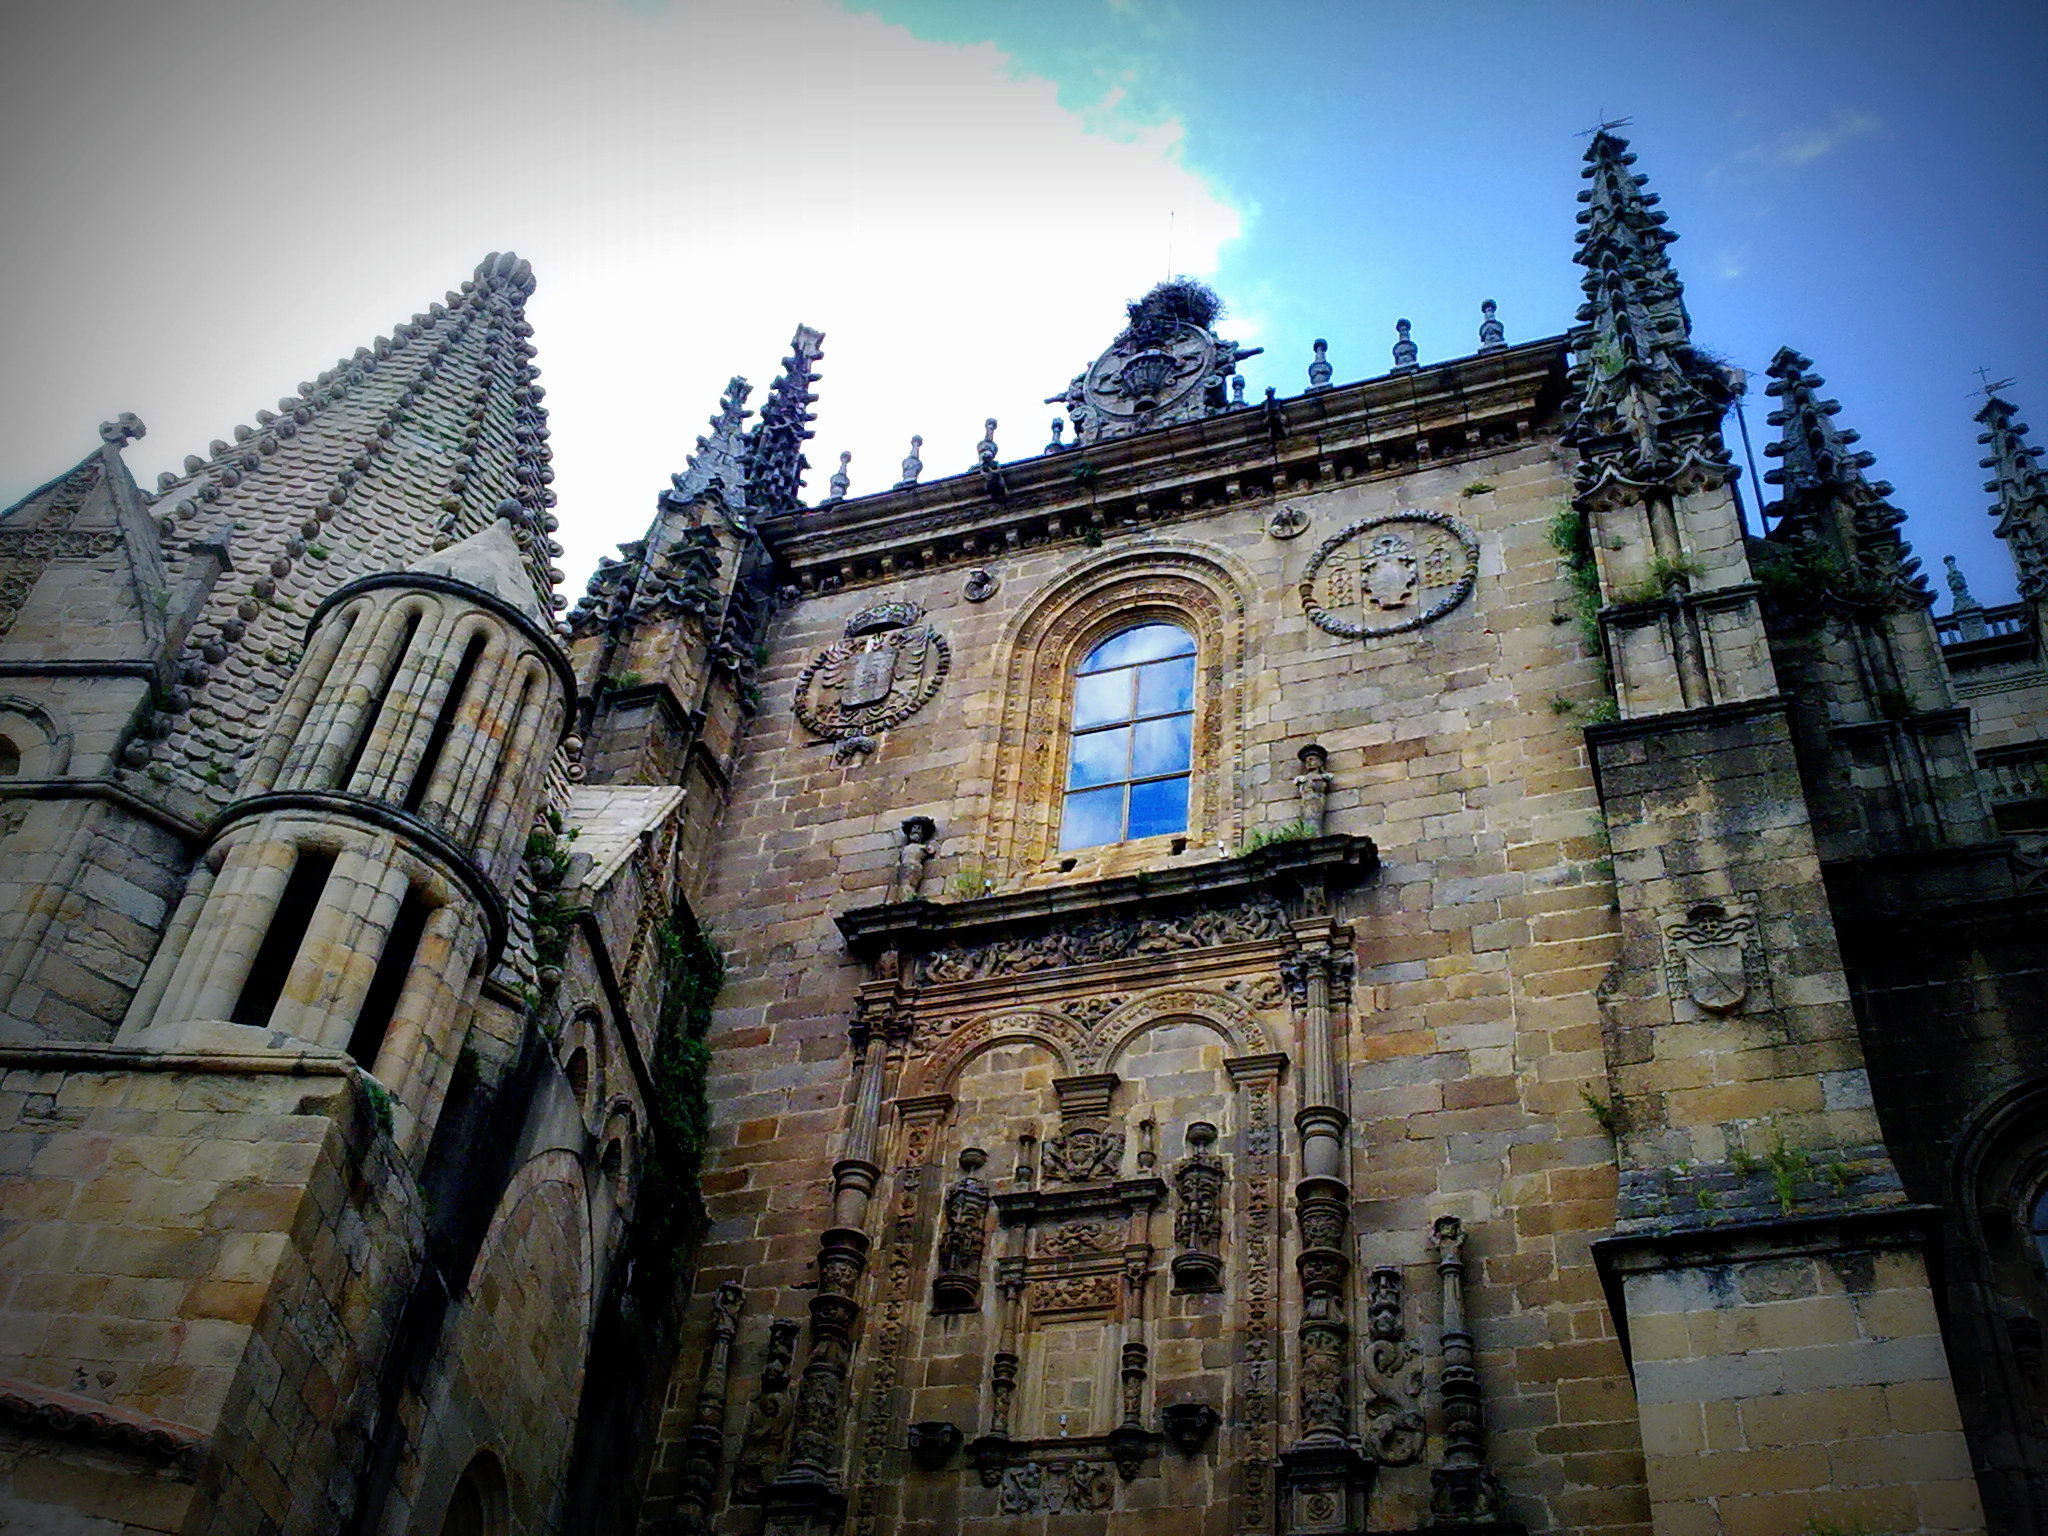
[1662,900,1767,1014]
[792,599,951,750]
[1299,511,1479,639]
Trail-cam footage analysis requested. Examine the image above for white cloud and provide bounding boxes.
[0,0,1245,587]
[1739,108,1883,169]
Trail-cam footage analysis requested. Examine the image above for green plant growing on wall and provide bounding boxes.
[1580,1087,1623,1138]
[1462,480,1495,498]
[638,915,726,1262]
[1548,504,1609,682]
[1764,1124,1809,1215]
[523,811,579,992]
[949,860,997,899]
[1239,818,1318,856]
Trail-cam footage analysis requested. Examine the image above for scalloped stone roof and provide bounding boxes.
[126,253,563,816]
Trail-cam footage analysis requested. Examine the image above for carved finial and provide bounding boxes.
[1478,299,1505,353]
[98,412,145,446]
[1308,338,1333,390]
[1231,374,1247,408]
[825,451,851,504]
[977,418,999,472]
[1975,389,2048,601]
[1943,555,1980,612]
[896,434,924,488]
[1392,319,1419,373]
[1046,418,1066,454]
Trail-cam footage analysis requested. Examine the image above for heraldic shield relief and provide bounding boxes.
[1662,900,1769,1015]
[792,598,952,751]
[1299,510,1480,639]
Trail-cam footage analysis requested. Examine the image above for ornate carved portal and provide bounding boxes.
[794,841,1377,1536]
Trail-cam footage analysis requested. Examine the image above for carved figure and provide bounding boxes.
[731,1319,801,1498]
[1308,338,1333,390]
[1478,298,1506,352]
[932,1148,992,1311]
[999,1461,1042,1514]
[893,815,937,900]
[1268,502,1310,539]
[1171,1122,1225,1293]
[977,419,999,471]
[921,897,1288,983]
[1068,1459,1115,1509]
[1361,1266,1425,1466]
[1295,742,1334,832]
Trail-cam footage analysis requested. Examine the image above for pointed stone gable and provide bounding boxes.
[128,252,560,813]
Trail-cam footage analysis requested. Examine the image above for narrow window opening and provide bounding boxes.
[0,736,19,776]
[336,610,421,792]
[229,848,337,1027]
[347,886,433,1068]
[471,669,537,827]
[405,631,489,812]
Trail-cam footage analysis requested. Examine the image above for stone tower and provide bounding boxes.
[4,132,2047,1536]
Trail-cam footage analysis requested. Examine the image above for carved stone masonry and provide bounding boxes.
[1430,1216,1507,1526]
[1043,1073,1125,1184]
[1362,1266,1424,1467]
[732,1320,802,1500]
[893,816,937,901]
[1171,1121,1225,1293]
[1294,743,1334,834]
[1661,898,1769,1016]
[674,1282,745,1531]
[932,1148,992,1312]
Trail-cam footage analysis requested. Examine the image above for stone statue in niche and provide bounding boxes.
[1042,1125,1124,1183]
[893,815,937,900]
[731,1319,801,1499]
[1171,1122,1225,1293]
[933,1148,992,1311]
[1361,1265,1425,1466]
[1294,742,1333,833]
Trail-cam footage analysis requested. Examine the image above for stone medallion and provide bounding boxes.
[1298,511,1479,638]
[793,598,951,749]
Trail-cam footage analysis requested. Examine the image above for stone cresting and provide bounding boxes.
[131,252,559,812]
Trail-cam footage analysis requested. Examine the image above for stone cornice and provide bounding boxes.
[836,832,1377,959]
[761,341,1568,595]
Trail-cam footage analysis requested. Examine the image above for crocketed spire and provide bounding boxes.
[1975,391,2048,600]
[131,252,562,808]
[1562,128,1736,510]
[1762,346,1931,608]
[745,326,824,516]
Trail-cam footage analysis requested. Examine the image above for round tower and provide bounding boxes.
[122,520,572,1149]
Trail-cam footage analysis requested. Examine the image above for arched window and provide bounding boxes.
[1060,623,1196,851]
[439,1450,508,1536]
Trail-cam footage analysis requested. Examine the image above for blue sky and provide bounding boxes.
[3,0,2042,604]
[859,0,2048,603]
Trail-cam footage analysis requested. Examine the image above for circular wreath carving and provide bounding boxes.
[1298,511,1479,639]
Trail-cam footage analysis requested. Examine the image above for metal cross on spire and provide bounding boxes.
[1974,366,2018,399]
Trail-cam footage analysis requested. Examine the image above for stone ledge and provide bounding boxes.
[0,1038,354,1076]
[0,1376,205,1468]
[1593,1203,1946,1370]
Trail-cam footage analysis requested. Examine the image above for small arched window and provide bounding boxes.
[2031,1185,2048,1274]
[1060,623,1196,851]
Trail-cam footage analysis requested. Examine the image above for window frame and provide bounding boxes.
[1059,623,1198,851]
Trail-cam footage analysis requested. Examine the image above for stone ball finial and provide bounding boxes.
[959,1146,988,1172]
[1186,1121,1218,1150]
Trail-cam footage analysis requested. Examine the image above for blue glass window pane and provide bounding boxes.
[1068,726,1129,789]
[1126,775,1190,840]
[1072,670,1131,729]
[1080,623,1195,673]
[1060,786,1125,850]
[1131,715,1192,778]
[1135,655,1196,716]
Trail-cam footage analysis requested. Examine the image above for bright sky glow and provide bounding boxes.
[3,0,2043,605]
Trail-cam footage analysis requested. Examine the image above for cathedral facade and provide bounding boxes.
[1,131,2044,1536]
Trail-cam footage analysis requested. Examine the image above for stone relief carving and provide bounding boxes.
[996,1457,1117,1513]
[1268,503,1310,540]
[932,1148,992,1312]
[1042,1220,1119,1257]
[847,1118,937,1536]
[1170,1122,1225,1293]
[1298,511,1480,639]
[1031,1274,1121,1314]
[919,897,1287,984]
[963,567,999,603]
[731,1319,801,1499]
[1661,898,1769,1014]
[792,598,951,750]
[892,815,937,901]
[1235,1069,1281,1528]
[1361,1266,1425,1467]
[1042,1126,1125,1184]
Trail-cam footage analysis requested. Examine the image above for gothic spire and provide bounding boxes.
[1762,346,1931,607]
[1562,129,1735,509]
[745,325,825,515]
[1974,391,2048,600]
[668,377,756,513]
[132,251,561,807]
